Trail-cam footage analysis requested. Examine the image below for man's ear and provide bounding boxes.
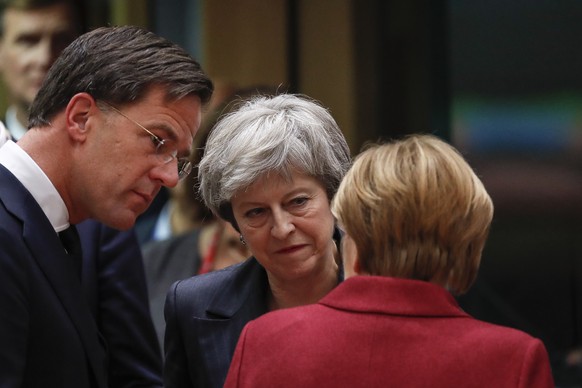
[65,92,96,140]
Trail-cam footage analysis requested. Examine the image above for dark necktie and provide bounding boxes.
[58,225,83,280]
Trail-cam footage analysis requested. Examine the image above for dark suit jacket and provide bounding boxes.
[0,165,163,387]
[225,276,555,388]
[0,165,107,387]
[78,220,163,388]
[164,258,269,388]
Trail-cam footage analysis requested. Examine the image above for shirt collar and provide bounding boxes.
[0,140,69,232]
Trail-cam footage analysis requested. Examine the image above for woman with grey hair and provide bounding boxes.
[164,93,351,388]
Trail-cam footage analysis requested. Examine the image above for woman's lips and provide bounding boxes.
[275,244,307,254]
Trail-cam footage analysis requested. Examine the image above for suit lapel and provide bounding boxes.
[206,258,268,318]
[0,167,108,388]
[198,259,269,386]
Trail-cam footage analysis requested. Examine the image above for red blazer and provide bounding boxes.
[225,276,554,388]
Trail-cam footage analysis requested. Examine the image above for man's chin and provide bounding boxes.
[99,211,139,231]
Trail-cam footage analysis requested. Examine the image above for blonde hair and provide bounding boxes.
[332,134,493,294]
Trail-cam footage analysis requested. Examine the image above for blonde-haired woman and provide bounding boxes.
[224,134,554,388]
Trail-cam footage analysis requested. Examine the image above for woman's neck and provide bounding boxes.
[267,257,339,311]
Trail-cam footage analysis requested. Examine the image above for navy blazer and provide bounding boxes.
[0,165,163,387]
[164,258,269,388]
[0,165,107,387]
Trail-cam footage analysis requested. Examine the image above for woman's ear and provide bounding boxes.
[64,92,96,140]
[341,233,361,278]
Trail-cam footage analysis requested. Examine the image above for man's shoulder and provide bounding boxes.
[0,166,32,219]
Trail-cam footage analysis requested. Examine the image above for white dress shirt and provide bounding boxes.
[0,140,69,232]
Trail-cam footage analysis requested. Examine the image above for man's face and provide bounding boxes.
[69,86,203,230]
[0,3,79,107]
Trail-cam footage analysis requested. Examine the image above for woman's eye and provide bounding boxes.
[245,208,264,218]
[290,197,309,207]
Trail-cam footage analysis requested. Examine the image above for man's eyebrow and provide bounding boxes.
[146,122,179,142]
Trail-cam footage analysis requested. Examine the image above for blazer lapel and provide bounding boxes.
[203,259,269,349]
[197,258,269,387]
[206,258,268,318]
[0,167,108,388]
[24,229,108,388]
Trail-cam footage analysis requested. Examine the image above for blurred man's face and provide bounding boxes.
[0,3,79,107]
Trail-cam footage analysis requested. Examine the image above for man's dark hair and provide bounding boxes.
[28,25,214,127]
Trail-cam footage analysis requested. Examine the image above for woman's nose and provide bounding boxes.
[270,210,295,239]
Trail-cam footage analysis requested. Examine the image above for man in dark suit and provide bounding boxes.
[2,118,165,386]
[0,24,213,388]
[0,1,165,386]
[0,0,170,249]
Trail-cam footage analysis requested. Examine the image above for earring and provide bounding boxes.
[239,235,246,245]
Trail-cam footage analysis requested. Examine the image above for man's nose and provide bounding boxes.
[150,161,179,188]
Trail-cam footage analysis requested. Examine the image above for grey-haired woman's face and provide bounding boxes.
[231,170,336,282]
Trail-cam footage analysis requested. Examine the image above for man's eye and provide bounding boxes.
[155,138,178,157]
[150,135,163,150]
[16,35,40,47]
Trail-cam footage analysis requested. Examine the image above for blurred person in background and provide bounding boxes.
[0,0,81,137]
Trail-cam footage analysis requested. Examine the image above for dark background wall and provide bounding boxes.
[449,1,582,384]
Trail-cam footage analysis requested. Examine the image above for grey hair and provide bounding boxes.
[198,93,351,228]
